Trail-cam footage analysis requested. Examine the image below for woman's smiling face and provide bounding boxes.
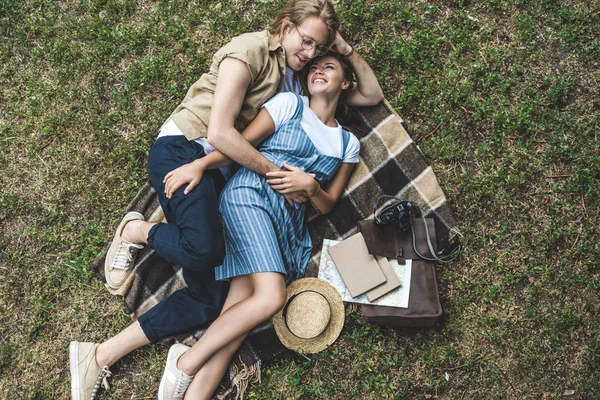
[306,55,350,97]
[280,16,330,71]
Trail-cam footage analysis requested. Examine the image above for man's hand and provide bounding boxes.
[329,32,353,57]
[163,160,205,198]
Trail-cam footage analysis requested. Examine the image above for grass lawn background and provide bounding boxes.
[1,0,599,398]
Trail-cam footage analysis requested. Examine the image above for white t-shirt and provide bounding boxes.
[263,92,360,163]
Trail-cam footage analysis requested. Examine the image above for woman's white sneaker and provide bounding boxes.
[158,343,194,400]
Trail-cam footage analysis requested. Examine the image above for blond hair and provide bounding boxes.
[269,0,339,45]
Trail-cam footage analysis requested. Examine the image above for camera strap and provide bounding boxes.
[373,195,419,229]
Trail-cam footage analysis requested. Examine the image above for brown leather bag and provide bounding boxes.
[358,218,442,328]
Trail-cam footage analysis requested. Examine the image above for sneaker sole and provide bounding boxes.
[69,341,81,400]
[157,344,177,400]
[104,211,144,289]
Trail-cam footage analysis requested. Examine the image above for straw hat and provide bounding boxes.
[273,278,345,354]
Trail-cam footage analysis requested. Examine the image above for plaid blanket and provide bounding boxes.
[91,99,459,399]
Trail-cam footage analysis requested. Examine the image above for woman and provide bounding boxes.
[69,1,382,399]
[159,52,360,400]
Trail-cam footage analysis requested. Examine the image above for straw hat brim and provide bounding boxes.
[273,278,345,354]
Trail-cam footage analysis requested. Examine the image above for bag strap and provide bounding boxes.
[410,215,460,264]
[373,195,461,264]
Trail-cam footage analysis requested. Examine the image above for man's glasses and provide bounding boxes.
[294,24,329,56]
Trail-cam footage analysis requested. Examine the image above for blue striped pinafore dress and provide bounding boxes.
[215,95,351,284]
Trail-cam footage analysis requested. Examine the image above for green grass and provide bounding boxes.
[1,0,599,398]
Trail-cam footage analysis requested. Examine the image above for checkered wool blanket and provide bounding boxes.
[91,99,459,399]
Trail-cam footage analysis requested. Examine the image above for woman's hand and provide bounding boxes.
[282,191,309,205]
[163,160,205,198]
[266,162,318,197]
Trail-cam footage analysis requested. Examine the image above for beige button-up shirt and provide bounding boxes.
[166,30,286,141]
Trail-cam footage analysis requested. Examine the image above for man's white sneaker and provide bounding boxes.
[158,343,194,400]
[69,341,112,400]
[104,211,144,289]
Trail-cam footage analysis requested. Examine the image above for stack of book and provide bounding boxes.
[317,233,412,308]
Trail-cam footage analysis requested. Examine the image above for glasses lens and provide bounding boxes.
[315,45,329,56]
[296,25,328,56]
[302,38,314,50]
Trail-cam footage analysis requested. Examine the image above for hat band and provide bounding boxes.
[283,290,331,339]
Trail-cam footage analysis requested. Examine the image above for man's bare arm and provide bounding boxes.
[206,57,279,176]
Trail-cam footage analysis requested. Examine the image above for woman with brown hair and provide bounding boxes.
[161,51,362,400]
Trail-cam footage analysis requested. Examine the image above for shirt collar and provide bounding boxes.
[267,31,283,52]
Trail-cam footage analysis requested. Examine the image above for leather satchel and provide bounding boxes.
[358,217,443,328]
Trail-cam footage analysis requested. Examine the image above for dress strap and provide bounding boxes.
[291,94,304,120]
[340,129,352,160]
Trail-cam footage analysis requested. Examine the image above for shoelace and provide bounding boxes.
[174,371,193,397]
[90,366,112,400]
[111,242,143,271]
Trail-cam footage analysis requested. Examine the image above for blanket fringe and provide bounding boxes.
[345,302,359,315]
[216,355,261,400]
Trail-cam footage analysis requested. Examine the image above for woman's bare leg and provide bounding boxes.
[183,335,247,400]
[177,272,286,377]
[183,276,254,400]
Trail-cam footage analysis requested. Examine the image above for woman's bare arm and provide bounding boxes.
[266,162,356,215]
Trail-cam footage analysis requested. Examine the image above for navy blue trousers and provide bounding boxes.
[138,136,228,343]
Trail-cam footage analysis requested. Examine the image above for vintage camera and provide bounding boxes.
[374,198,417,232]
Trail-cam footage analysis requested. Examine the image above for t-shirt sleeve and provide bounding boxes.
[213,34,265,83]
[343,133,361,163]
[262,92,298,131]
